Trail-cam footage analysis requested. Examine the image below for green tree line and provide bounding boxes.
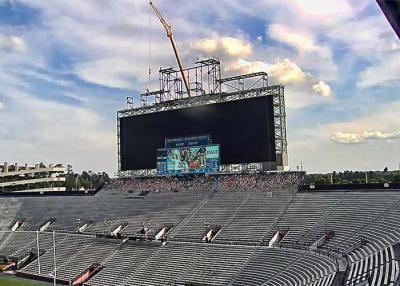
[305,169,400,185]
[65,165,110,191]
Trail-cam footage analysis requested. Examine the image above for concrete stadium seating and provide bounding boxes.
[345,245,399,286]
[232,248,337,286]
[0,173,400,286]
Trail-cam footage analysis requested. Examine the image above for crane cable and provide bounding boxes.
[147,2,152,92]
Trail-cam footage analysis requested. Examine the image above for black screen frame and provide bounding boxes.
[119,96,276,170]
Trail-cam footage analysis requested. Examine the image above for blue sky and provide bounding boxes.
[0,0,399,175]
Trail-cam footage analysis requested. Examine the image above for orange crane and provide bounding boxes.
[149,1,191,97]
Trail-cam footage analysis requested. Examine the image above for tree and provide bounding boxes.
[64,167,109,191]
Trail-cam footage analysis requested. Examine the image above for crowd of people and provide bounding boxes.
[106,176,215,192]
[217,172,303,192]
[107,172,303,193]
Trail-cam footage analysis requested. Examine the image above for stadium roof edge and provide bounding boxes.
[377,0,400,39]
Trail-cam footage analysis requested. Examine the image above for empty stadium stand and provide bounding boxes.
[0,172,399,285]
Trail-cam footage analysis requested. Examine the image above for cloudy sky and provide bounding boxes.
[0,0,399,175]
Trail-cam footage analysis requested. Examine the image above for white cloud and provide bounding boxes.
[329,100,400,145]
[331,130,400,144]
[312,81,332,97]
[267,59,309,84]
[18,69,72,87]
[331,132,363,144]
[227,58,333,109]
[0,34,28,53]
[220,0,368,29]
[292,0,353,17]
[328,15,400,88]
[0,88,115,174]
[229,58,308,84]
[363,131,400,140]
[74,58,140,90]
[1,0,397,175]
[0,101,4,110]
[329,16,396,55]
[267,23,337,81]
[289,98,400,172]
[191,36,252,58]
[357,51,400,88]
[268,24,331,58]
[12,0,194,90]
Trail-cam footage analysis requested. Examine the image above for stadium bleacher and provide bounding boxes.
[0,172,400,285]
[345,245,399,286]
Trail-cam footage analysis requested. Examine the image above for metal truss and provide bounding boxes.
[119,85,283,118]
[117,60,288,176]
[273,86,287,154]
[140,57,221,105]
[219,72,268,93]
[116,115,121,173]
[126,97,134,109]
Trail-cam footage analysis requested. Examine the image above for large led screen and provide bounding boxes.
[119,96,276,170]
[157,145,219,175]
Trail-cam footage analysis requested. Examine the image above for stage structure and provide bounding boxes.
[117,58,288,177]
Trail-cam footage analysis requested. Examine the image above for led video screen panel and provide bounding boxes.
[119,95,276,170]
[157,145,220,175]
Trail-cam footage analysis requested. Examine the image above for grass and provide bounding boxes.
[0,275,52,286]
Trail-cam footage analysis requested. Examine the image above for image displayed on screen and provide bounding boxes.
[120,96,275,171]
[157,145,219,175]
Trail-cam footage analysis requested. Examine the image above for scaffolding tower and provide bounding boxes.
[118,58,288,177]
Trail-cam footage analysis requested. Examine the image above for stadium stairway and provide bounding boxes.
[344,244,400,286]
[118,242,167,286]
[261,191,296,245]
[0,198,22,241]
[298,192,346,246]
[315,192,400,254]
[177,243,255,286]
[125,242,206,286]
[21,234,95,279]
[2,181,400,286]
[214,192,252,240]
[227,245,259,285]
[276,192,344,247]
[166,191,213,239]
[268,190,400,261]
[57,239,119,282]
[306,273,336,286]
[216,191,293,244]
[0,231,39,259]
[86,242,160,286]
[170,191,248,241]
[231,247,337,286]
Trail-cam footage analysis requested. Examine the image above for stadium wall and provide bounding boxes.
[299,182,400,192]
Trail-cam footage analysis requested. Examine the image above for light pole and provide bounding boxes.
[36,230,41,274]
[53,231,56,286]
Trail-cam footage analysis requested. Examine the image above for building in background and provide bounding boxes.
[0,162,66,193]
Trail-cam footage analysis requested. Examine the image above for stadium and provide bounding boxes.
[1,56,400,286]
[1,1,400,286]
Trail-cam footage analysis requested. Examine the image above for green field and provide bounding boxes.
[0,275,52,286]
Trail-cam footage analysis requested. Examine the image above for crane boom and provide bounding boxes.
[149,1,191,97]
